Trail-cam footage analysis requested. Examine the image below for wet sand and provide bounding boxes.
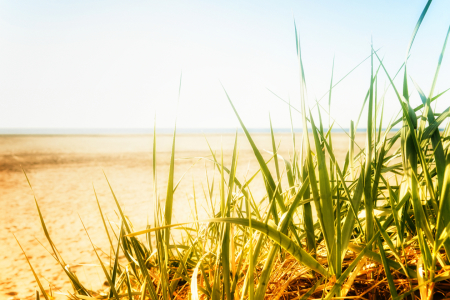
[0,133,365,299]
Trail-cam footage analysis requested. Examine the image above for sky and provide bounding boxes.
[0,0,449,131]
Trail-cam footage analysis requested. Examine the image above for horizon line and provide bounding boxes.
[0,127,405,135]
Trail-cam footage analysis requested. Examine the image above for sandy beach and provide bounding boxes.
[0,133,365,299]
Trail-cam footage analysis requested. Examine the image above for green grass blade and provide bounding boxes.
[325,231,381,299]
[79,218,121,300]
[434,149,450,272]
[254,177,311,300]
[308,109,336,271]
[23,170,90,295]
[208,217,327,276]
[270,115,281,186]
[315,49,381,106]
[340,175,364,256]
[222,87,285,219]
[349,121,355,180]
[14,235,50,300]
[335,172,342,283]
[429,24,450,99]
[247,187,254,300]
[164,124,177,244]
[296,20,333,267]
[109,223,124,298]
[405,0,433,60]
[364,45,375,247]
[93,185,114,251]
[376,237,398,298]
[390,87,450,128]
[412,79,447,194]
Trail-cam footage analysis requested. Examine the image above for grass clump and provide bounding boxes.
[19,0,450,299]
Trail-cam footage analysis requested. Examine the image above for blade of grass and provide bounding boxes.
[376,237,398,298]
[14,234,50,300]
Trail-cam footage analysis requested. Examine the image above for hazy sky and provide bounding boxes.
[1,0,449,130]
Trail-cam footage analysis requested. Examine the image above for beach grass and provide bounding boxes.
[19,0,450,298]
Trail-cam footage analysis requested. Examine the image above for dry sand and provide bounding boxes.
[0,133,366,299]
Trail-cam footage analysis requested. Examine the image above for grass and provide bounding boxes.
[18,0,450,298]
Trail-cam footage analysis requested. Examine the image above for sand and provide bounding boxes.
[0,133,366,299]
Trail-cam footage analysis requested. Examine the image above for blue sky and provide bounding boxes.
[0,0,449,130]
